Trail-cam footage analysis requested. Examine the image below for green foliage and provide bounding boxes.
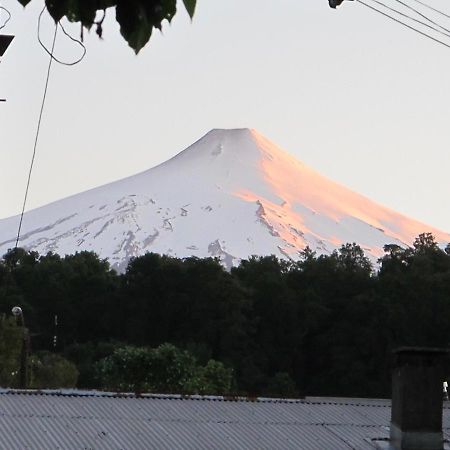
[182,0,196,18]
[186,360,234,395]
[232,256,303,392]
[64,341,120,388]
[15,0,197,53]
[0,315,22,387]
[31,351,79,389]
[120,254,249,387]
[413,232,439,252]
[96,343,233,394]
[335,243,373,274]
[2,234,450,398]
[264,372,298,398]
[0,250,118,350]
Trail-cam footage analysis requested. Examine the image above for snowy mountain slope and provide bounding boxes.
[1,129,449,271]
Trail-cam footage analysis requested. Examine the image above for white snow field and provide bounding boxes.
[1,129,449,271]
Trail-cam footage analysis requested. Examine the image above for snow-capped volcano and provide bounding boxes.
[0,129,448,271]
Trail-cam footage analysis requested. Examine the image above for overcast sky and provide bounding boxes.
[1,0,449,233]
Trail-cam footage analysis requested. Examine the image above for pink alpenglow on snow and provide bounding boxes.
[0,129,448,271]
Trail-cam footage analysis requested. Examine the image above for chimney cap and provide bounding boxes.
[393,347,450,356]
[392,347,450,369]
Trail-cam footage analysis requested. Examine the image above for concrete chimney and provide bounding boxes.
[390,347,449,450]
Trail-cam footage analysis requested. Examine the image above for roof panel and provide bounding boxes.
[0,391,446,450]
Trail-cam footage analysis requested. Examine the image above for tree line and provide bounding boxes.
[1,233,450,398]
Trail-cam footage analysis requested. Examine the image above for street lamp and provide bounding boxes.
[11,306,23,321]
[11,306,30,389]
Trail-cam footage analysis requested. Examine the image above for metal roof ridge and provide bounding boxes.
[0,389,447,409]
[302,396,392,407]
[0,388,307,402]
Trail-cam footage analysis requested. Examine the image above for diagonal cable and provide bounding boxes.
[409,0,450,20]
[392,0,450,34]
[356,0,450,49]
[368,0,450,38]
[15,25,58,248]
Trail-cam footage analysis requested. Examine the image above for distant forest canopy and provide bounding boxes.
[1,232,450,398]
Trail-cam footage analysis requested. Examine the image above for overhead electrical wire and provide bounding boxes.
[0,5,11,31]
[355,0,450,49]
[392,0,450,34]
[15,24,58,249]
[409,0,450,20]
[367,0,450,38]
[37,7,86,66]
[15,7,87,248]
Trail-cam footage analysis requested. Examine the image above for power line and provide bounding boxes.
[37,7,86,66]
[368,0,450,39]
[15,25,58,249]
[392,0,450,34]
[0,5,11,31]
[355,0,450,49]
[409,0,450,20]
[15,7,87,248]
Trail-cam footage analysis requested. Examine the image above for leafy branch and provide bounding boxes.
[16,0,197,53]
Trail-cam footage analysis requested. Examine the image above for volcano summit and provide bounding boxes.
[1,129,448,271]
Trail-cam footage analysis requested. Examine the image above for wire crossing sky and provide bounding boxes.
[1,0,450,233]
[355,0,450,48]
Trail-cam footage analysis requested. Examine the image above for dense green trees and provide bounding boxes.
[1,233,450,398]
[96,343,233,394]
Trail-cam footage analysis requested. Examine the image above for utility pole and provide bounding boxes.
[12,306,30,389]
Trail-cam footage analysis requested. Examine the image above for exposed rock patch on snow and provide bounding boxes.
[1,129,449,271]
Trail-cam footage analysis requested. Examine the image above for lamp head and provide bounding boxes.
[11,306,23,317]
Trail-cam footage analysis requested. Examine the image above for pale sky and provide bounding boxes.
[1,0,449,233]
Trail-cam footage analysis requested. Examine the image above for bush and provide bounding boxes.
[265,372,298,398]
[96,343,234,395]
[31,351,79,389]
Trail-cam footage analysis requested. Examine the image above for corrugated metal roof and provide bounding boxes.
[0,390,449,450]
